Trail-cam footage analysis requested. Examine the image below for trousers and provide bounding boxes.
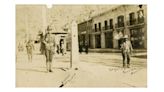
[122,51,131,66]
[45,49,54,62]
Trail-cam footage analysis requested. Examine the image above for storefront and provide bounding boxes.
[130,28,145,49]
[95,34,101,48]
[105,31,113,48]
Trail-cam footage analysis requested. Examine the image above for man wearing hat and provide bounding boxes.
[120,35,133,68]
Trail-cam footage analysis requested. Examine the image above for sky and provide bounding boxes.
[16,5,119,41]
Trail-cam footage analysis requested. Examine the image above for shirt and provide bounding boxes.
[44,34,55,51]
[121,40,133,53]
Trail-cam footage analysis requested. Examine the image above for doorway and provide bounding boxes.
[95,34,101,48]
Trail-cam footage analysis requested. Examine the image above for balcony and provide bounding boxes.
[127,18,145,27]
[109,25,114,29]
[92,28,100,32]
[103,26,114,30]
[102,26,114,32]
[129,19,137,25]
[102,26,108,30]
[115,23,124,28]
[138,17,144,24]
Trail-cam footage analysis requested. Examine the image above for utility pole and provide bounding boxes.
[123,5,127,36]
[70,20,79,69]
[25,7,29,41]
[42,5,47,35]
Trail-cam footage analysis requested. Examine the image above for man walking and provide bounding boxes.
[43,27,55,72]
[120,35,133,68]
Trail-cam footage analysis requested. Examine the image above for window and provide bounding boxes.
[137,10,144,23]
[129,12,135,25]
[98,22,101,31]
[109,19,113,29]
[117,15,124,27]
[94,24,97,32]
[105,32,113,48]
[104,20,108,30]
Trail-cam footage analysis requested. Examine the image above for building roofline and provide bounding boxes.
[91,5,123,19]
[78,18,92,25]
[78,5,144,24]
[91,4,146,19]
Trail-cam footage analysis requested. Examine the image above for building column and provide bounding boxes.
[144,25,147,49]
[90,34,95,49]
[113,31,119,49]
[101,32,105,48]
[71,21,79,69]
[25,11,29,40]
[144,10,147,49]
[63,36,67,54]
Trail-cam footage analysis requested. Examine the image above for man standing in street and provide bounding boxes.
[26,39,34,62]
[43,26,55,72]
[120,35,133,68]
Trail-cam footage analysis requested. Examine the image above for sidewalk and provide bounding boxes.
[88,48,147,59]
[16,51,147,87]
[88,48,147,53]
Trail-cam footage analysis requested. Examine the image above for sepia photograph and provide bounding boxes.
[16,4,147,87]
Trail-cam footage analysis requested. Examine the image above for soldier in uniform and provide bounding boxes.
[43,27,55,72]
[120,35,133,68]
[26,39,34,62]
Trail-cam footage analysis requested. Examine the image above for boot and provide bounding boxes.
[127,64,130,68]
[49,62,53,72]
[123,63,125,68]
[46,62,49,72]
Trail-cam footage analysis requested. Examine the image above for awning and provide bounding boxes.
[51,30,68,34]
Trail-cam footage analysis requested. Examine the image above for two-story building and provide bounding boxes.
[78,19,92,48]
[78,5,147,50]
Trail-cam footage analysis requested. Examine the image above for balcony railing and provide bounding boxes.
[129,19,137,25]
[109,25,114,29]
[92,17,145,32]
[138,17,144,24]
[115,23,124,28]
[92,28,101,32]
[102,26,108,30]
[127,18,145,26]
[103,26,114,30]
[93,26,114,32]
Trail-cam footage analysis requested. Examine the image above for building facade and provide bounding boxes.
[78,19,92,48]
[78,5,147,49]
